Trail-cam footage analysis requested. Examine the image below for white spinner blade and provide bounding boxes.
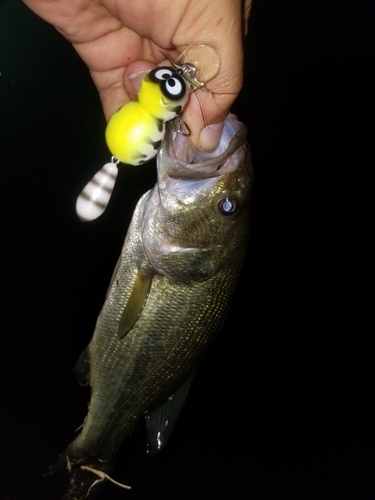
[76,161,118,222]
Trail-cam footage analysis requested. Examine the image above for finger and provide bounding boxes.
[90,66,130,121]
[93,61,157,121]
[123,61,158,100]
[180,59,243,152]
[182,82,241,151]
[173,2,245,151]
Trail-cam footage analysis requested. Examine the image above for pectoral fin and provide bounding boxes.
[145,371,196,456]
[117,269,153,339]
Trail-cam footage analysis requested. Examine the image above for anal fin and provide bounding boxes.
[146,371,196,456]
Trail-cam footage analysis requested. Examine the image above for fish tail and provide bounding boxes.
[44,442,121,500]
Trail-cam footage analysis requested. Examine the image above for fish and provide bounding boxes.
[47,113,253,499]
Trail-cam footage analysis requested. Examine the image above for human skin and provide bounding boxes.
[23,0,252,151]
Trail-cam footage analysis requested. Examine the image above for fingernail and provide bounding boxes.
[127,70,150,94]
[198,121,225,152]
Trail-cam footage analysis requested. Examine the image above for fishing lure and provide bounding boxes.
[106,66,190,166]
[75,45,221,222]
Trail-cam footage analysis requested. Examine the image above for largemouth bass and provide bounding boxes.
[49,113,253,499]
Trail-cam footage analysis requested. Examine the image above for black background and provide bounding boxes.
[1,1,375,499]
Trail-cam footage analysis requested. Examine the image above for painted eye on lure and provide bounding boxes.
[76,44,221,222]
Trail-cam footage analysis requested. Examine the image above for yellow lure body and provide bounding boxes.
[105,101,164,166]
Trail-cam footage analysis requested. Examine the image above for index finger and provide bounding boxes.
[172,3,246,151]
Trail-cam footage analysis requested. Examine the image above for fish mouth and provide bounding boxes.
[165,114,248,180]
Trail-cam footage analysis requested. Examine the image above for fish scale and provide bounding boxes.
[81,269,240,460]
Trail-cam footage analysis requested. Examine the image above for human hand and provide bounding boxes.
[23,0,251,151]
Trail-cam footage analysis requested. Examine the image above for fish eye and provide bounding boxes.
[216,196,239,216]
[153,68,174,81]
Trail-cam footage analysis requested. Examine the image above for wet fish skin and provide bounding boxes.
[49,114,253,499]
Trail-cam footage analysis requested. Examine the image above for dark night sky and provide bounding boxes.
[1,1,375,499]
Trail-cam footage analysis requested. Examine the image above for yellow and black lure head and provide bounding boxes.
[139,66,191,121]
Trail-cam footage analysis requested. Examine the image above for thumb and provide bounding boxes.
[181,86,232,152]
[181,68,243,152]
[123,60,158,99]
[177,41,244,152]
